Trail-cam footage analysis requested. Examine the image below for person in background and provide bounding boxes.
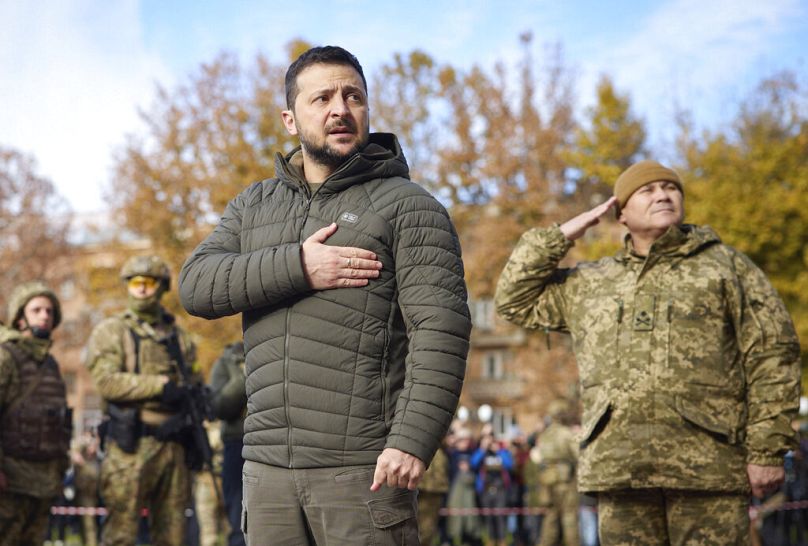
[73,432,101,546]
[471,433,513,546]
[535,401,579,546]
[208,340,247,546]
[446,454,483,546]
[0,282,71,546]
[418,443,450,545]
[85,255,199,546]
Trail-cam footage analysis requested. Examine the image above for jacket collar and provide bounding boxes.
[274,132,410,196]
[616,224,722,263]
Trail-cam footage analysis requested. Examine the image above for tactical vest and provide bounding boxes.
[0,342,72,461]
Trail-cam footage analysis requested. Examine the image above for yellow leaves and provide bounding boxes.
[679,71,808,373]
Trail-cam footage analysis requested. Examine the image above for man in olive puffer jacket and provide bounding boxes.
[179,45,471,545]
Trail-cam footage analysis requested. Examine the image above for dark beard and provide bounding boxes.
[30,326,52,339]
[302,138,363,170]
[298,122,368,171]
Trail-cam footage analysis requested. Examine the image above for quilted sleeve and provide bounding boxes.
[383,188,471,465]
[179,183,311,319]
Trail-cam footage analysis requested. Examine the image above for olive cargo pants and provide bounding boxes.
[242,460,419,545]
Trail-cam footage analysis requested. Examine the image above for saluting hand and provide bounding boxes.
[301,223,382,290]
[559,196,618,242]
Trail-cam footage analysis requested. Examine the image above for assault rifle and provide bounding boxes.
[163,331,222,505]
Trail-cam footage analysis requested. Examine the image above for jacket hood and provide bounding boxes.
[275,132,410,195]
[617,224,721,262]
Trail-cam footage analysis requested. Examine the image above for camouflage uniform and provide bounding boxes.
[536,417,579,546]
[417,447,449,546]
[195,424,226,546]
[0,283,70,546]
[496,224,801,542]
[85,256,197,546]
[73,438,101,546]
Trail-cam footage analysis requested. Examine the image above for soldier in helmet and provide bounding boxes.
[0,282,71,546]
[85,255,198,546]
[535,399,579,546]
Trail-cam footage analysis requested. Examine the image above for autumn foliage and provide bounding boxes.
[3,36,806,382]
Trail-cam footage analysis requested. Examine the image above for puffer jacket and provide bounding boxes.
[179,133,470,468]
[495,224,800,493]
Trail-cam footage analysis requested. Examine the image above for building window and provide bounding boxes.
[492,407,515,438]
[470,299,495,331]
[481,351,504,379]
[60,278,76,300]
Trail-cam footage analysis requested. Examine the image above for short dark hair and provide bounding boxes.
[284,46,367,110]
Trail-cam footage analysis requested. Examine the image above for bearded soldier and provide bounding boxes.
[0,282,71,546]
[85,255,198,546]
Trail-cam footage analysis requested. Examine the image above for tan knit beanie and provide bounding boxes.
[614,160,683,209]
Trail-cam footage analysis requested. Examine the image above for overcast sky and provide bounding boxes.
[1,0,805,213]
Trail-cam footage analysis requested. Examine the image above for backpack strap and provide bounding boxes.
[121,324,142,374]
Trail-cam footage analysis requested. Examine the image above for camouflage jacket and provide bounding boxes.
[85,309,197,420]
[419,446,450,493]
[496,224,801,493]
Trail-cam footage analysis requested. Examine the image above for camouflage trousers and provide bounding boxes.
[538,481,579,546]
[417,490,445,545]
[597,488,749,545]
[76,494,99,546]
[195,470,227,546]
[100,436,191,546]
[0,491,52,546]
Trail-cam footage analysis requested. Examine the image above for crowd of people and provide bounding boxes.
[33,410,808,546]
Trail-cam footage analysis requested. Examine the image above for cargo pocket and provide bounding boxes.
[580,396,612,449]
[674,396,741,445]
[367,490,418,545]
[334,466,375,484]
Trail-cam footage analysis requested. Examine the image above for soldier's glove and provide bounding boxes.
[154,413,188,442]
[161,381,187,410]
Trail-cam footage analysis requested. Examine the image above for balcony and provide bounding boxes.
[464,376,526,402]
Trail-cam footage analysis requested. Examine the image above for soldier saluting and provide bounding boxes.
[495,160,801,544]
[85,255,199,546]
[0,282,71,546]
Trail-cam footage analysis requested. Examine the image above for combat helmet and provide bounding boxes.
[7,281,62,330]
[120,255,172,290]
